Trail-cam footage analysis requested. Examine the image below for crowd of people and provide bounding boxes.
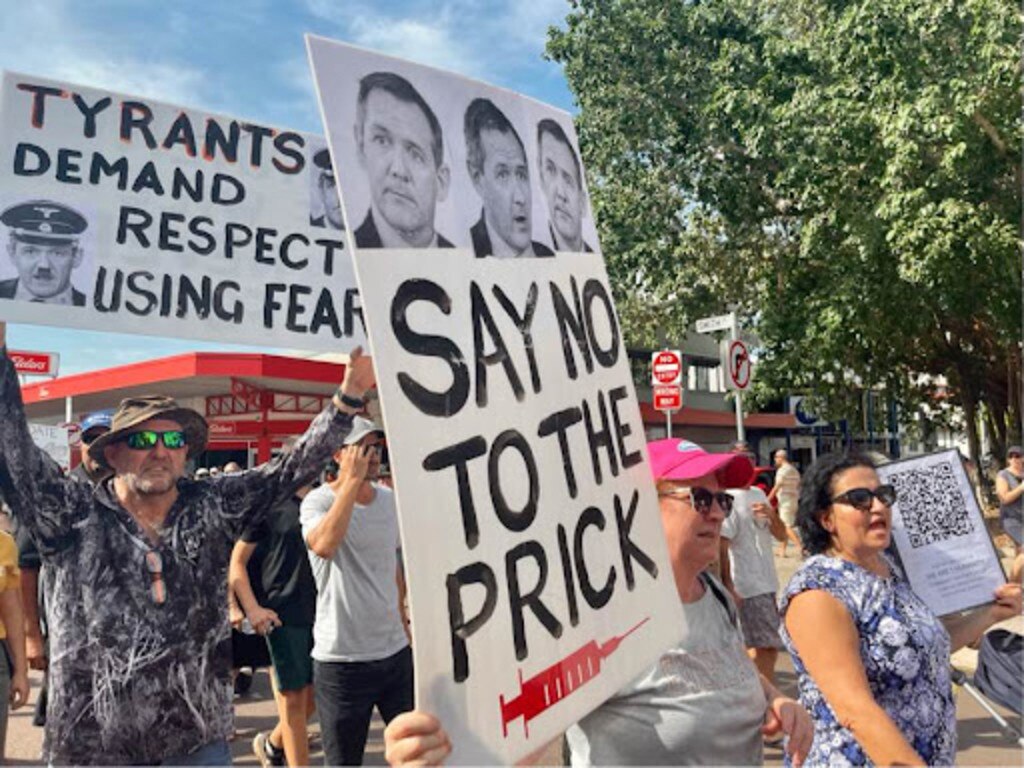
[0,320,1020,766]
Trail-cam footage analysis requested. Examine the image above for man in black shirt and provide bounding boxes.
[230,488,318,767]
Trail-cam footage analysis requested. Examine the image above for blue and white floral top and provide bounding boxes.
[779,554,955,767]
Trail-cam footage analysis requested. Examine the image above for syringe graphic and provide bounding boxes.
[499,616,650,738]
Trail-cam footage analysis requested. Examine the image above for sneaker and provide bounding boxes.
[253,731,286,767]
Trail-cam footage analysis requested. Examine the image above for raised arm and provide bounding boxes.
[0,321,86,552]
[995,473,1024,506]
[216,347,377,535]
[304,446,370,560]
[785,590,924,765]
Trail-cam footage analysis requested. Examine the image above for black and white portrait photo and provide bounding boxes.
[309,145,345,231]
[352,72,453,249]
[309,43,600,256]
[0,199,91,306]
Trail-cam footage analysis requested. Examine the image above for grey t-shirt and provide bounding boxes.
[998,468,1023,523]
[566,578,766,766]
[300,482,408,663]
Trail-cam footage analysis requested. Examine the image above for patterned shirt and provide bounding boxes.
[779,554,955,767]
[0,349,355,764]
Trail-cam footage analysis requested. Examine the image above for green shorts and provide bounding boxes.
[266,625,314,692]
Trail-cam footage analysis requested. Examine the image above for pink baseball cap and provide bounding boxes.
[647,438,754,488]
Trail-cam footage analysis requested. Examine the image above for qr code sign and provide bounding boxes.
[888,461,974,548]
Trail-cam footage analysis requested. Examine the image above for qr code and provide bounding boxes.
[888,461,974,548]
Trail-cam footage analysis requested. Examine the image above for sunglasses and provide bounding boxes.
[122,430,188,451]
[830,484,897,512]
[658,486,734,518]
[1009,453,1022,459]
[144,549,166,606]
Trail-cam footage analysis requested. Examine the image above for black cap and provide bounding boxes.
[313,148,333,171]
[1,200,87,245]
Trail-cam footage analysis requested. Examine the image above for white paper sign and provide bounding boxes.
[0,71,363,351]
[877,449,1005,616]
[307,39,683,764]
[29,422,70,471]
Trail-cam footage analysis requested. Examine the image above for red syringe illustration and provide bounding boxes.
[499,617,650,738]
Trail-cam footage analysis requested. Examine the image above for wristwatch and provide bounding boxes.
[336,389,365,410]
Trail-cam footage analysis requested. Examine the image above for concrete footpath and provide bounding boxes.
[5,546,1022,765]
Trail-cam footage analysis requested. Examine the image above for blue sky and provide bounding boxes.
[0,0,576,375]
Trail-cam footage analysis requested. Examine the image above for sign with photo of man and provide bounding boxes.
[0,71,363,351]
[308,38,679,765]
[308,42,600,257]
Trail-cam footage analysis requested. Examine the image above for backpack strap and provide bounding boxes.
[699,571,739,629]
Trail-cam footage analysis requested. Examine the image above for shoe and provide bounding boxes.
[253,731,286,767]
[234,669,253,697]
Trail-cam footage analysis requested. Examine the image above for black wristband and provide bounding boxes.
[336,390,364,410]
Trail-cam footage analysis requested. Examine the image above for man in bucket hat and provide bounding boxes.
[0,321,375,765]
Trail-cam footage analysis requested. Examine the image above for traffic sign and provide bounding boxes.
[9,349,59,377]
[650,349,683,386]
[695,313,735,334]
[723,339,751,391]
[653,385,682,412]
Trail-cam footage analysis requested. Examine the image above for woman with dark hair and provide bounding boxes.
[779,452,1021,766]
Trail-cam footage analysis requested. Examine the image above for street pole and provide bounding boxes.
[666,410,672,439]
[65,395,72,424]
[732,313,745,442]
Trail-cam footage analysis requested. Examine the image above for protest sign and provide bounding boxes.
[878,449,1006,616]
[29,422,70,471]
[0,72,363,351]
[308,38,683,764]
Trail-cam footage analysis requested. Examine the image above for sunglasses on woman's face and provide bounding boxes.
[830,484,897,512]
[658,486,734,518]
[122,430,188,451]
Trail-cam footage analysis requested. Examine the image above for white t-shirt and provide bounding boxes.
[774,463,801,505]
[721,487,779,598]
[300,482,408,663]
[566,576,766,766]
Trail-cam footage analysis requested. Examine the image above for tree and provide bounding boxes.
[548,0,1022,464]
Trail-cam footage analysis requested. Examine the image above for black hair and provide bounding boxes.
[464,97,525,179]
[356,71,444,168]
[536,118,582,189]
[797,451,878,556]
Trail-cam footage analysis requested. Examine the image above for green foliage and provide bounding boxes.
[548,0,1022,451]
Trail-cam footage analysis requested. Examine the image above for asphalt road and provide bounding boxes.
[5,546,1021,766]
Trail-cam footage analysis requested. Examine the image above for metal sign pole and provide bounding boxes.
[731,314,745,442]
[666,410,672,439]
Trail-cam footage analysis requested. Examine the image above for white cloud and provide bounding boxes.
[301,0,571,87]
[0,0,211,108]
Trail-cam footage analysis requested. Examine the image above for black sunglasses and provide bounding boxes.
[144,549,166,606]
[658,486,734,518]
[830,484,897,512]
[122,430,188,451]
[1009,453,1022,459]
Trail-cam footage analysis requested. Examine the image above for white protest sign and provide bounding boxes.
[877,449,1005,616]
[308,39,683,764]
[0,71,364,351]
[29,422,70,471]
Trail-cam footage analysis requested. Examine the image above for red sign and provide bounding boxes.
[9,350,59,376]
[726,340,751,391]
[653,385,682,412]
[650,349,682,386]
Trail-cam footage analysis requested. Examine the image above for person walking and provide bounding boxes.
[995,444,1023,556]
[0,320,374,765]
[230,486,318,767]
[781,451,1021,765]
[720,442,788,683]
[301,418,412,766]
[768,449,802,557]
